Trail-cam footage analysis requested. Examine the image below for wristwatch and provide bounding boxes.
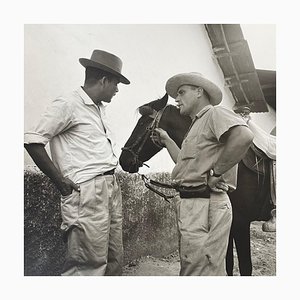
[209,168,222,177]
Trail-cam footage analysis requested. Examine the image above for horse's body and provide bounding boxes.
[119,94,275,276]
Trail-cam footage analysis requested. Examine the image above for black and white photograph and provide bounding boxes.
[24,23,276,277]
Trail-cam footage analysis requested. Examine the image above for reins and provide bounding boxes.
[140,174,177,203]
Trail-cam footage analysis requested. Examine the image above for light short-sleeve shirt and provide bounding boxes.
[24,87,119,184]
[171,105,248,191]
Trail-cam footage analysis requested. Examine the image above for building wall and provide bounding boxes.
[24,24,275,173]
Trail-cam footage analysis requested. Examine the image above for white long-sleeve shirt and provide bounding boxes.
[24,87,118,184]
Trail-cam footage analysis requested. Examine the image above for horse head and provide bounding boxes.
[119,93,191,173]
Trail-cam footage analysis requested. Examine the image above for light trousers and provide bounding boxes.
[175,191,232,276]
[60,174,123,276]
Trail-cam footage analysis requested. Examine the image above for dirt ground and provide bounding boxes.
[122,221,276,276]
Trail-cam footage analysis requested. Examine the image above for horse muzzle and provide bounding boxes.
[119,152,141,173]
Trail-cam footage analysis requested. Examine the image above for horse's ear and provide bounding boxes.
[151,93,168,111]
[161,93,168,106]
[139,105,154,116]
[139,93,168,116]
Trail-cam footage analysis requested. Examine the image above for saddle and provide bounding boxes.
[242,145,269,175]
[247,120,276,160]
[241,121,276,209]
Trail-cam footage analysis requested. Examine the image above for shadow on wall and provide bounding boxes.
[24,170,178,276]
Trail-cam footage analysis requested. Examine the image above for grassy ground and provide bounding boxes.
[123,221,276,276]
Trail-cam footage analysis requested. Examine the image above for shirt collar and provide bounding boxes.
[195,104,213,119]
[77,87,99,106]
[186,105,213,136]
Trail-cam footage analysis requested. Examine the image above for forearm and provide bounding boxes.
[214,126,254,175]
[164,138,180,163]
[24,143,65,189]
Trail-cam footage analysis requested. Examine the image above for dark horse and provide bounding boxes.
[119,94,276,276]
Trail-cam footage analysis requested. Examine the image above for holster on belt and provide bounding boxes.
[175,185,211,199]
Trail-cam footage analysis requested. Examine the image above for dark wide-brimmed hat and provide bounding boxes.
[165,72,222,105]
[79,49,130,84]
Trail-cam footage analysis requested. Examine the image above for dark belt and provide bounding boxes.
[99,169,115,176]
[177,185,211,199]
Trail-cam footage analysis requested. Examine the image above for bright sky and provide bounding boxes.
[241,24,276,70]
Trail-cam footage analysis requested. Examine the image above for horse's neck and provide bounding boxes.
[164,105,191,148]
[169,128,189,148]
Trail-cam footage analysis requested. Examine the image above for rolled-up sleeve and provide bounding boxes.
[209,107,248,141]
[24,97,74,145]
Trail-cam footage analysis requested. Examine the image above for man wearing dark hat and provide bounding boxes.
[155,72,254,275]
[24,50,130,276]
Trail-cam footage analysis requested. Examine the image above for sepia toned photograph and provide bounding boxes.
[24,24,276,277]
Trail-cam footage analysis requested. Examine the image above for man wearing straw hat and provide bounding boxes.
[155,72,253,275]
[24,50,130,276]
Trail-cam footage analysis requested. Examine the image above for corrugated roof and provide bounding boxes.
[205,24,270,113]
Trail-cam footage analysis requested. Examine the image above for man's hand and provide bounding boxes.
[57,177,81,196]
[24,143,81,197]
[153,128,171,146]
[208,176,229,193]
[153,128,180,163]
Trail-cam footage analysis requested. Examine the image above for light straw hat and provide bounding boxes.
[165,72,222,105]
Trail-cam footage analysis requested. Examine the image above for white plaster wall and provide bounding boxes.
[24,24,275,173]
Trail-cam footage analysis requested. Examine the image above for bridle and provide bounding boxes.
[122,105,177,203]
[121,105,168,168]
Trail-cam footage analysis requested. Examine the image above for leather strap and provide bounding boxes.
[101,169,115,176]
